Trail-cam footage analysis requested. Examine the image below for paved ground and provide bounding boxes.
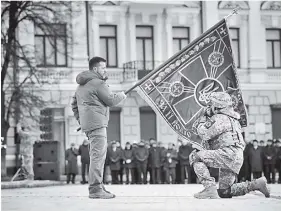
[1,180,65,189]
[2,184,281,211]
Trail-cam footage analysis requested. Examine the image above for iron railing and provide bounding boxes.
[123,60,163,79]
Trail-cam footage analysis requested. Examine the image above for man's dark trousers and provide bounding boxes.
[181,165,191,184]
[136,161,147,184]
[151,167,161,184]
[81,162,89,183]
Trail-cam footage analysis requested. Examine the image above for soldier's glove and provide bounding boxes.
[189,149,201,166]
[192,116,208,135]
[198,115,208,124]
[204,107,214,117]
[202,140,210,150]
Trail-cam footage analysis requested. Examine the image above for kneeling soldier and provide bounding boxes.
[190,92,270,199]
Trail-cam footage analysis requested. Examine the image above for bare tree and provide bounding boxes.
[1,1,79,176]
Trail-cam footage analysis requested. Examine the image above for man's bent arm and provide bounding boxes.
[96,81,126,107]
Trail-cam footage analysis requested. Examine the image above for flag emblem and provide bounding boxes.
[196,78,224,107]
[208,52,224,67]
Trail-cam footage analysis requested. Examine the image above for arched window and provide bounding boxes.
[260,1,281,10]
[217,1,249,10]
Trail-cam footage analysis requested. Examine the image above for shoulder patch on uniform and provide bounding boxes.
[204,119,215,129]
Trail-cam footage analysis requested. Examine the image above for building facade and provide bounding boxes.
[4,1,281,175]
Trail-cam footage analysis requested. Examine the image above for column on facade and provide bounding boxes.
[91,10,100,58]
[117,12,126,68]
[189,12,200,43]
[248,1,267,70]
[71,2,88,68]
[165,10,173,59]
[154,12,163,65]
[203,1,219,31]
[121,94,140,143]
[128,11,136,61]
[239,15,249,69]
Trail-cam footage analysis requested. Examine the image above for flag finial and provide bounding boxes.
[224,6,241,20]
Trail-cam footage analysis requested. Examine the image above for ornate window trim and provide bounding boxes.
[218,1,249,10]
[260,1,281,27]
[261,1,281,11]
[166,7,200,27]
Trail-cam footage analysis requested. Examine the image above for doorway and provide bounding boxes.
[139,106,157,141]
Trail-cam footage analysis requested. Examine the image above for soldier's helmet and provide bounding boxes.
[209,92,233,109]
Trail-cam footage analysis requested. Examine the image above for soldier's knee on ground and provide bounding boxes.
[217,188,232,198]
[189,150,201,166]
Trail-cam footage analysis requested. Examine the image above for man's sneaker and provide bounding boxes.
[194,186,219,199]
[89,190,115,199]
[249,177,270,198]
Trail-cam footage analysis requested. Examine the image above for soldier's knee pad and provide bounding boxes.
[217,188,232,198]
[189,150,201,166]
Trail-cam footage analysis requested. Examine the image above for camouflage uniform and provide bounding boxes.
[190,92,270,198]
[19,129,34,180]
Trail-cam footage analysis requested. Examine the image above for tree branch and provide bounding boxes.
[2,1,75,137]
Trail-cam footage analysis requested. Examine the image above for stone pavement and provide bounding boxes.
[1,184,281,211]
[1,180,66,189]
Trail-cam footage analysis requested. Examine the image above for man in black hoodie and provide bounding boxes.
[148,140,162,184]
[123,142,135,184]
[178,139,193,184]
[276,140,281,184]
[263,139,276,183]
[71,57,126,199]
[78,139,90,184]
[134,140,149,184]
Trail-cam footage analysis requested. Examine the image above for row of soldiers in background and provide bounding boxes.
[238,139,281,184]
[104,138,207,185]
[66,137,281,185]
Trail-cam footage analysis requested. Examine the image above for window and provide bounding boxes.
[172,27,190,54]
[136,26,154,70]
[229,28,240,68]
[140,106,157,140]
[35,24,67,67]
[107,107,121,143]
[266,29,281,68]
[271,104,281,139]
[99,25,117,67]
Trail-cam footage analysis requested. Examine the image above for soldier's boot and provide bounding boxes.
[89,189,115,199]
[194,185,220,199]
[231,176,270,198]
[249,177,270,198]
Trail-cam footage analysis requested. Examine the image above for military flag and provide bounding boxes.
[135,18,248,149]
